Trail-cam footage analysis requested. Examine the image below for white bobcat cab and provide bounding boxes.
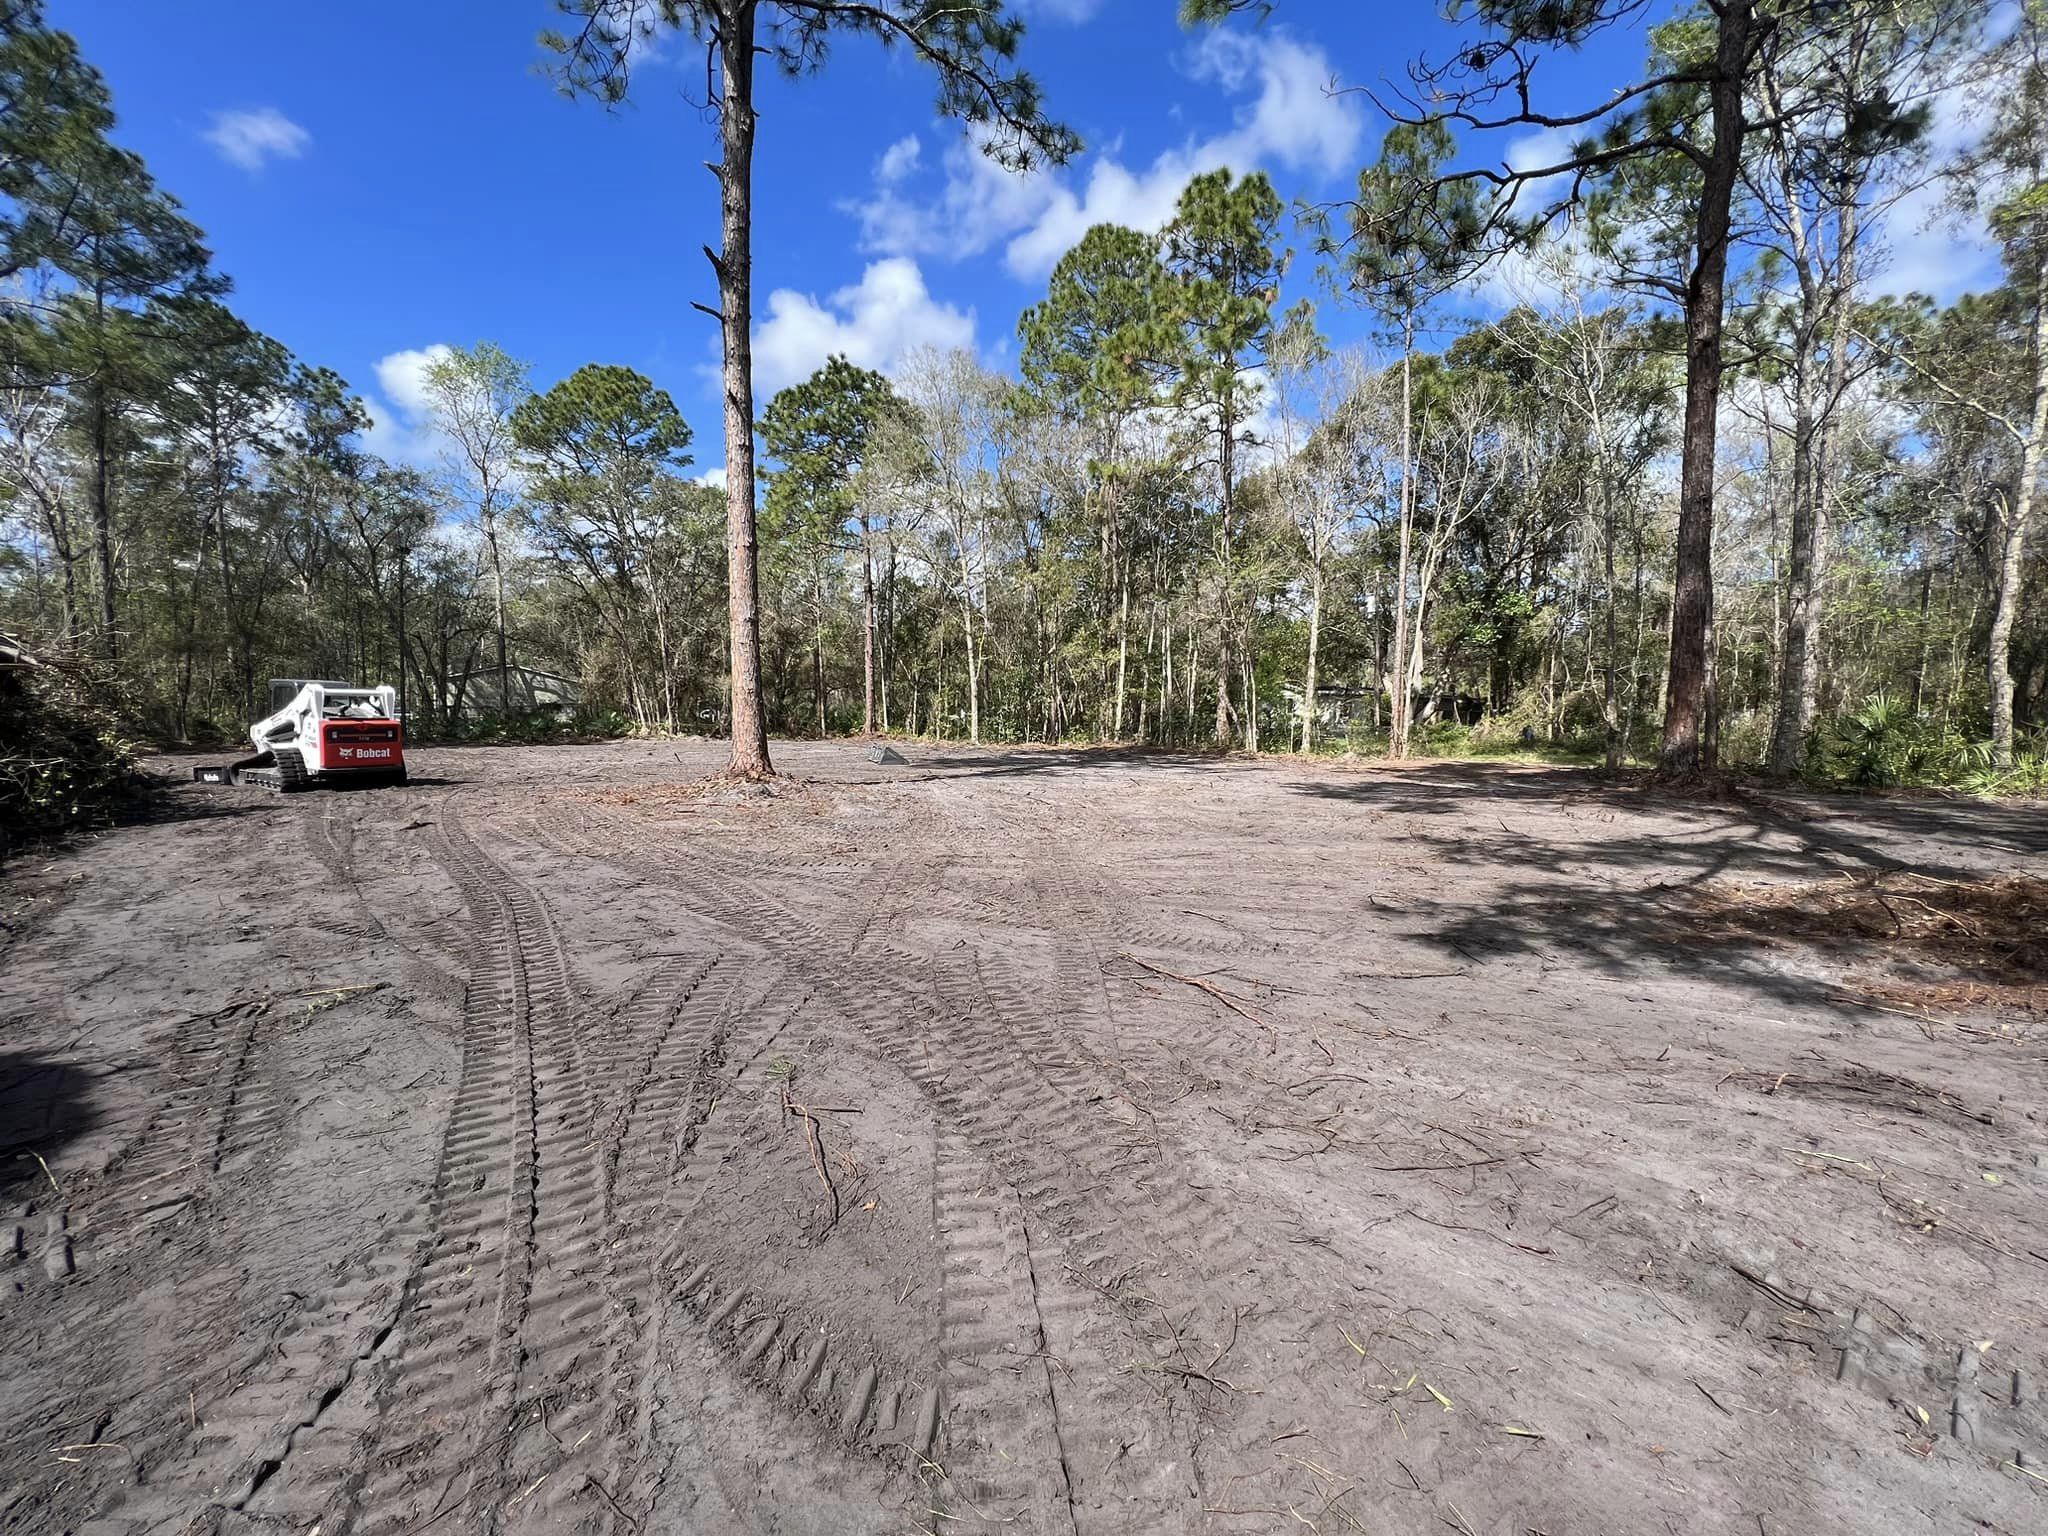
[194,679,407,793]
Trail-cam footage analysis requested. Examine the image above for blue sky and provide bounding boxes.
[54,1,2000,476]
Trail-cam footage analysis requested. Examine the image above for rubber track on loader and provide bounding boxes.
[237,747,308,793]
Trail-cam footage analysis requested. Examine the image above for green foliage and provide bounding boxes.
[1820,692,1919,787]
[513,362,692,482]
[1345,119,1488,320]
[759,355,899,538]
[1955,738,2048,798]
[1018,223,1178,432]
[1807,693,2026,792]
[541,2,1078,169]
[1161,168,1286,420]
[0,654,141,856]
[447,704,637,745]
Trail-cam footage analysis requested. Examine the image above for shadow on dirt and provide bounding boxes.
[128,774,459,831]
[0,1052,96,1200]
[1293,763,2048,875]
[901,745,1261,781]
[1297,762,2048,1015]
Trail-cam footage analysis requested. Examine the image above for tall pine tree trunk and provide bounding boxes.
[1213,408,1236,748]
[717,0,773,778]
[1660,0,1753,777]
[1302,561,1323,755]
[1389,318,1416,759]
[860,510,875,735]
[91,382,117,659]
[1768,379,1821,774]
[1769,198,1858,775]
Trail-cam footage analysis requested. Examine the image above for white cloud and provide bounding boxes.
[877,134,922,184]
[1869,178,1999,302]
[849,27,1361,281]
[751,257,976,397]
[693,467,728,491]
[363,344,452,466]
[203,107,310,172]
[374,345,453,417]
[1185,27,1359,180]
[1865,77,2003,303]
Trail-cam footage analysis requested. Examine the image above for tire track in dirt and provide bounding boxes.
[96,999,268,1242]
[556,804,1210,1529]
[352,806,812,1536]
[519,949,745,1532]
[88,816,443,1533]
[647,978,949,1498]
[929,1129,1078,1534]
[329,799,562,1536]
[520,814,982,1496]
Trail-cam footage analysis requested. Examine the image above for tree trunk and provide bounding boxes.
[1213,393,1237,748]
[1603,473,1620,773]
[717,0,773,779]
[814,558,827,736]
[488,513,509,714]
[90,381,117,659]
[1112,561,1131,739]
[1910,550,1934,715]
[881,531,897,731]
[396,547,410,725]
[860,509,875,735]
[1659,0,1753,777]
[1243,650,1257,754]
[1389,317,1416,759]
[1990,241,2048,769]
[1769,199,1858,774]
[1302,562,1323,755]
[1768,381,1821,774]
[960,584,980,746]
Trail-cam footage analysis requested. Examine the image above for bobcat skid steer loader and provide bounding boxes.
[194,679,407,793]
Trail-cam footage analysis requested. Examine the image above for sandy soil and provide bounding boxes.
[3,739,2045,1536]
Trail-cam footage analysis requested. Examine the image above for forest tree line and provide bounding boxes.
[3,0,2046,794]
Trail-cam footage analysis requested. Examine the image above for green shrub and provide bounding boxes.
[1819,692,1923,788]
[0,656,144,857]
[1719,708,1772,771]
[1413,720,1474,754]
[443,706,636,745]
[1952,729,2048,799]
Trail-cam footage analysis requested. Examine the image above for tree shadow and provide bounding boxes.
[1291,762,2048,1014]
[0,1052,97,1201]
[1291,763,2048,877]
[865,744,1237,783]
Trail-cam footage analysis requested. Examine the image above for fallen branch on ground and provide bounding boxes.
[781,1087,841,1229]
[1111,952,1270,1028]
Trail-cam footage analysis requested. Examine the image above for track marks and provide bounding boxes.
[930,1132,1078,1534]
[663,1262,940,1465]
[97,999,275,1243]
[338,801,577,1536]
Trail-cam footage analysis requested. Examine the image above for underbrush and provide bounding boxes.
[1308,714,1612,767]
[439,707,636,744]
[1,652,146,857]
[1810,693,2047,799]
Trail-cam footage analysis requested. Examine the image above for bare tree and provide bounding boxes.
[423,342,528,713]
[1268,323,1376,754]
[896,348,1005,745]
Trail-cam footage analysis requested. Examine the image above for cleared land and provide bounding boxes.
[2,741,2045,1536]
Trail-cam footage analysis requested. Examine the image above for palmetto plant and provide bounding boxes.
[1828,691,1920,788]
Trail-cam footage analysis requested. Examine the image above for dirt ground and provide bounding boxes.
[3,740,2046,1536]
